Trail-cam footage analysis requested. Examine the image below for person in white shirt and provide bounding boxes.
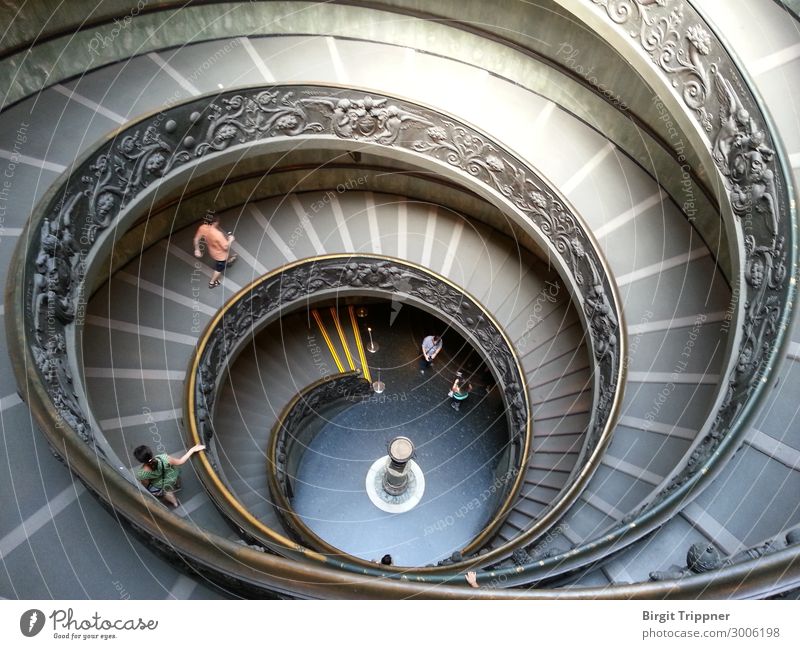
[420,334,442,373]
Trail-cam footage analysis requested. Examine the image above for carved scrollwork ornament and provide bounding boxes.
[20,87,620,545]
[592,0,793,512]
[193,258,532,455]
[272,373,373,499]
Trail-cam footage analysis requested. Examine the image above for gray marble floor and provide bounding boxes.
[291,305,510,566]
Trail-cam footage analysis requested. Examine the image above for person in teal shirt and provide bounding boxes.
[450,376,472,411]
[133,443,205,508]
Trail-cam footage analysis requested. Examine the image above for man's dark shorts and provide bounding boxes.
[214,259,227,272]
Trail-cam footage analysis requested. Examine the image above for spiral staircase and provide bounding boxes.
[0,0,798,599]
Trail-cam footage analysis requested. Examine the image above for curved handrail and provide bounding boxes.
[6,83,624,575]
[1,11,793,592]
[186,254,533,570]
[7,322,800,598]
[479,0,797,583]
[456,0,800,584]
[267,371,373,548]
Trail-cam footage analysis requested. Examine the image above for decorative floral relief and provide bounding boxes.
[22,87,621,542]
[593,0,714,130]
[193,258,531,458]
[195,90,324,156]
[301,94,432,144]
[589,0,794,520]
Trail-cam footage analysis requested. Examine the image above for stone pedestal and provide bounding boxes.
[366,436,425,513]
[382,437,414,496]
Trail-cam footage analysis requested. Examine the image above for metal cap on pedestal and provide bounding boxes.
[388,437,414,464]
[383,436,415,496]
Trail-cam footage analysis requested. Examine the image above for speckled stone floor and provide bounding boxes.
[291,304,511,566]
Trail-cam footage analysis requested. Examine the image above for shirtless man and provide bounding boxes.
[193,214,237,288]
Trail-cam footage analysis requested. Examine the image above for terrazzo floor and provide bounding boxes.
[291,304,511,566]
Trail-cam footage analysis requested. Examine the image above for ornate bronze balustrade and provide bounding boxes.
[187,255,532,564]
[2,0,797,588]
[8,85,624,571]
